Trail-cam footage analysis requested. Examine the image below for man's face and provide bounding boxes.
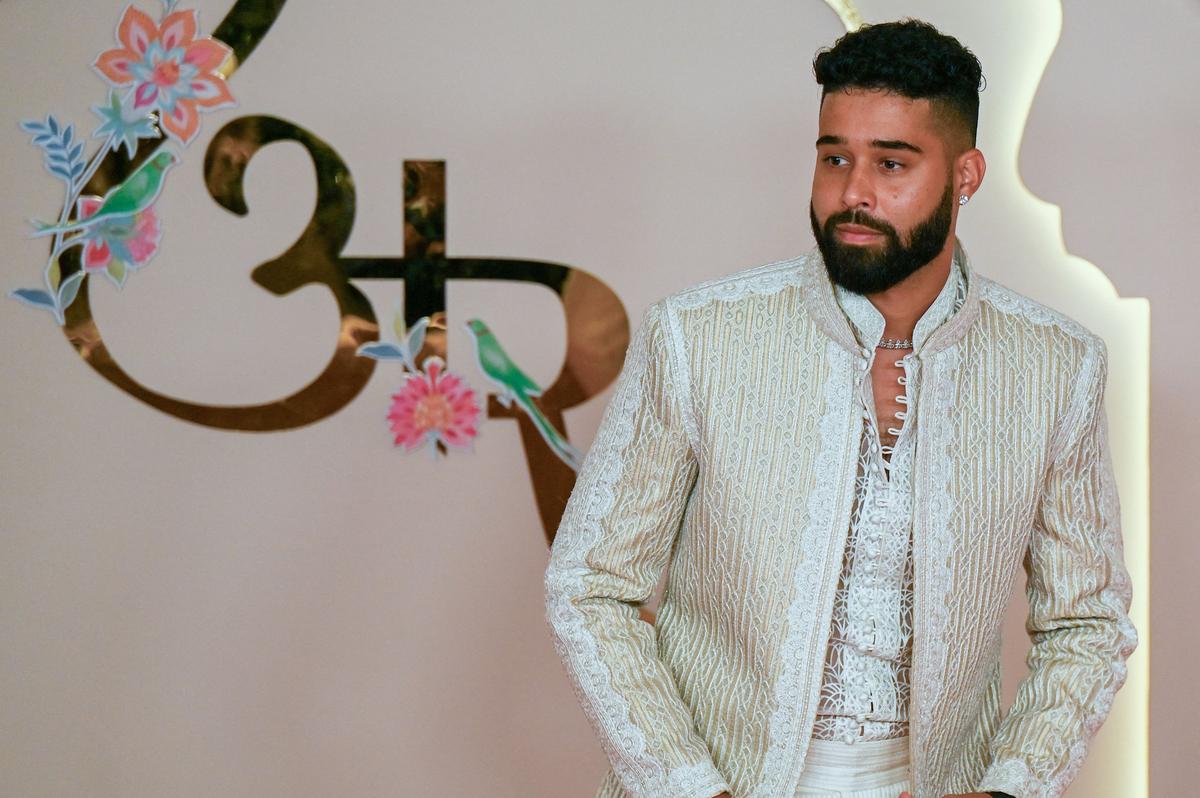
[810,89,958,295]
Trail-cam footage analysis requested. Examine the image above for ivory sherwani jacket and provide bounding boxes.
[545,244,1136,798]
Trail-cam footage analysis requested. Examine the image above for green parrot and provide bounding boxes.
[464,318,584,471]
[31,145,179,237]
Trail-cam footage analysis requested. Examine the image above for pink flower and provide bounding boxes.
[75,194,162,284]
[387,357,481,453]
[93,6,234,144]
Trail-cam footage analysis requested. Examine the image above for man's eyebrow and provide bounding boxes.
[872,139,923,154]
[814,135,924,155]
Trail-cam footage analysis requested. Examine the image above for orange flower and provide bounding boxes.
[93,5,234,143]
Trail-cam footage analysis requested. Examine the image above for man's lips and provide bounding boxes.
[834,223,886,244]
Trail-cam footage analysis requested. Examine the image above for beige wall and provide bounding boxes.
[0,0,1191,795]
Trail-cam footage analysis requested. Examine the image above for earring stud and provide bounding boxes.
[958,194,970,206]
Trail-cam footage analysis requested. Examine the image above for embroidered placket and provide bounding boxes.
[815,261,965,745]
[813,353,917,743]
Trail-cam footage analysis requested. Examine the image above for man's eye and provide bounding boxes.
[825,155,848,166]
[881,159,903,171]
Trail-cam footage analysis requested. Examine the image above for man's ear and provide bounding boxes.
[955,147,986,202]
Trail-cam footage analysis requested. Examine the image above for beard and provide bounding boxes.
[810,182,954,295]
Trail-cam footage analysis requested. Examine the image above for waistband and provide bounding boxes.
[796,736,911,794]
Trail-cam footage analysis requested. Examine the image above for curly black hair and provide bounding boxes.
[813,19,984,146]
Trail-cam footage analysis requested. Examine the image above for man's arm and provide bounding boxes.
[545,302,730,798]
[977,339,1137,798]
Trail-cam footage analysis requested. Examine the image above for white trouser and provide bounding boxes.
[794,736,913,797]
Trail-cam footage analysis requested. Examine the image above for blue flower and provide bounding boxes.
[92,90,159,158]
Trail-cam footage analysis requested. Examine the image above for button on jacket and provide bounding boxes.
[545,243,1136,798]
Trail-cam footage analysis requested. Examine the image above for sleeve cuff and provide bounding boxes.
[651,761,730,798]
[978,757,1041,798]
[617,759,730,798]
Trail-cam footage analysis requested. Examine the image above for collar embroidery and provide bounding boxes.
[832,256,966,353]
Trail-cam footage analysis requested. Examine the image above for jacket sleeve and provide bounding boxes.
[544,301,730,798]
[978,338,1138,798]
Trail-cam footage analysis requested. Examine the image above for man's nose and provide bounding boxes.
[840,163,875,211]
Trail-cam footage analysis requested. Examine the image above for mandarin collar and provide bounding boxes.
[799,239,980,358]
[833,255,965,354]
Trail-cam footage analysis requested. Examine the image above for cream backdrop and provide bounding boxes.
[2,0,1193,795]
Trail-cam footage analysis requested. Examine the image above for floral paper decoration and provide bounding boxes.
[11,1,235,323]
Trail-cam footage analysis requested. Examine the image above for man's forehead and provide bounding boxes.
[817,89,940,143]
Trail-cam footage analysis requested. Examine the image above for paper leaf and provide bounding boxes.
[57,271,85,309]
[405,316,430,367]
[107,259,127,287]
[356,342,408,361]
[10,288,57,310]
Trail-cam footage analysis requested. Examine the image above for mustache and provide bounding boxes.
[822,209,897,237]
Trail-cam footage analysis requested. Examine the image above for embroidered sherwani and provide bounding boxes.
[545,243,1136,798]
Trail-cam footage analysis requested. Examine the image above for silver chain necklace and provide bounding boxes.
[876,337,913,350]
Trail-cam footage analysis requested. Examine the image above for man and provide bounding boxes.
[545,20,1135,798]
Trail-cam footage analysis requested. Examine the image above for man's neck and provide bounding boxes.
[865,241,955,340]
